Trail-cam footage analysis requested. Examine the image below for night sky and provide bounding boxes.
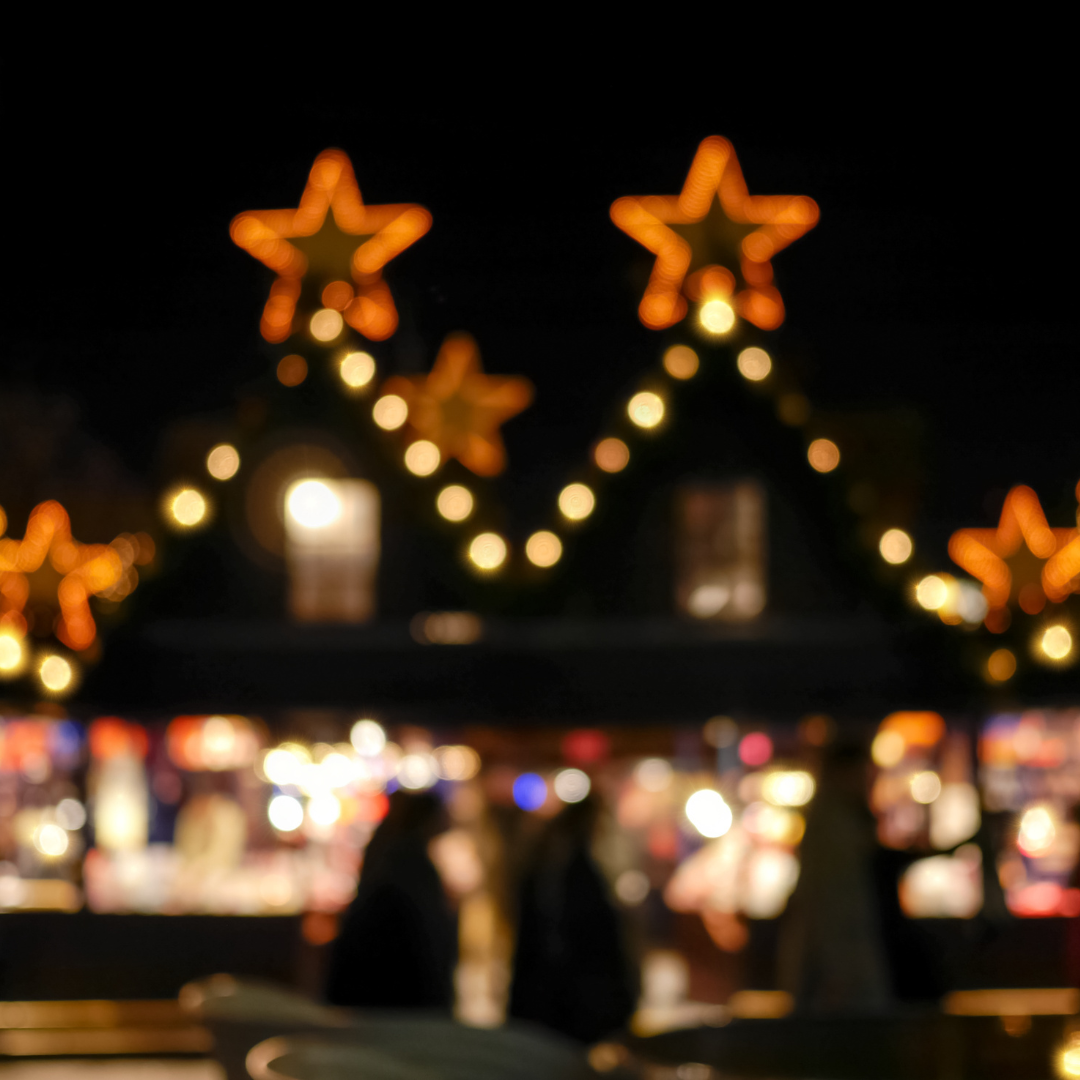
[4,95,1078,555]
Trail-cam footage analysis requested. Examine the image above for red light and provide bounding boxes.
[738,732,773,767]
[562,729,610,765]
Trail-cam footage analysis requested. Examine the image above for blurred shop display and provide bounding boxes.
[6,706,1080,1026]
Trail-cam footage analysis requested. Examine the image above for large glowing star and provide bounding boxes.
[948,484,1080,614]
[381,333,533,477]
[0,502,135,651]
[230,148,432,343]
[611,136,819,331]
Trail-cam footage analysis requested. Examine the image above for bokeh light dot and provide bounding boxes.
[373,395,409,431]
[350,720,386,757]
[699,298,735,334]
[170,488,207,528]
[807,438,840,473]
[268,795,304,832]
[663,345,699,380]
[685,789,733,838]
[469,532,507,571]
[286,480,341,529]
[206,444,240,481]
[739,732,773,767]
[553,768,591,803]
[737,347,772,381]
[404,441,441,477]
[310,308,344,342]
[988,648,1017,681]
[513,773,548,811]
[39,655,73,693]
[594,438,630,473]
[340,352,376,388]
[916,575,949,611]
[879,529,914,565]
[436,485,474,522]
[1042,625,1073,661]
[559,483,595,521]
[526,531,562,568]
[628,392,664,429]
[277,355,308,387]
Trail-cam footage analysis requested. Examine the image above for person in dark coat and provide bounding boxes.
[778,742,893,1012]
[326,790,456,1010]
[509,795,638,1043]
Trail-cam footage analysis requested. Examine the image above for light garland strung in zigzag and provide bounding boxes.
[162,143,1079,680]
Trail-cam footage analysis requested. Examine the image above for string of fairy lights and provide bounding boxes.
[150,141,1078,686]
[3,140,1074,706]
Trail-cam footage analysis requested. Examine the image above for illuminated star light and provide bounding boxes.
[230,148,432,343]
[611,136,819,331]
[0,501,136,651]
[380,333,533,477]
[948,484,1079,618]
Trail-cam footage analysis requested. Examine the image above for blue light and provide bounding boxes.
[513,772,547,812]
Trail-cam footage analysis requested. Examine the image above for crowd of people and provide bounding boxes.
[324,741,920,1043]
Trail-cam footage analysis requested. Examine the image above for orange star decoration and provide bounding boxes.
[611,136,819,332]
[230,149,432,343]
[948,483,1080,630]
[0,501,146,653]
[381,333,534,477]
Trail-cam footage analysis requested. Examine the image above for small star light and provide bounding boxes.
[381,333,533,477]
[230,149,432,343]
[949,484,1079,628]
[611,136,818,332]
[0,501,143,653]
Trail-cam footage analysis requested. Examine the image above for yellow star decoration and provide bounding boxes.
[230,148,432,343]
[0,501,140,653]
[611,136,819,331]
[949,483,1080,630]
[381,334,534,477]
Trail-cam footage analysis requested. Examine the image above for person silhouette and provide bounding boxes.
[778,742,893,1012]
[326,790,456,1011]
[509,794,638,1043]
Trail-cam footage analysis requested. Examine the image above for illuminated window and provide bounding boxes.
[675,481,766,621]
[284,478,380,622]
